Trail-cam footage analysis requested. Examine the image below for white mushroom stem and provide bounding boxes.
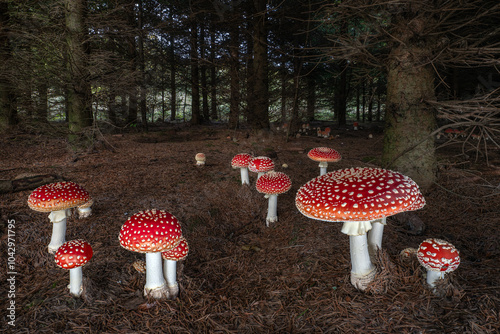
[239,167,250,185]
[257,172,265,180]
[426,270,444,288]
[318,161,328,176]
[47,209,70,254]
[367,217,386,258]
[341,221,376,291]
[163,259,179,299]
[144,252,168,299]
[265,194,279,227]
[68,266,83,297]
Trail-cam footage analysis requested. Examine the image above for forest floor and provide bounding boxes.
[0,122,499,333]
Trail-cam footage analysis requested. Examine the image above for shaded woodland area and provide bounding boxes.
[1,0,500,333]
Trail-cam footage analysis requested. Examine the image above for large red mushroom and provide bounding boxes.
[54,239,93,297]
[295,167,426,290]
[119,209,182,299]
[28,181,93,253]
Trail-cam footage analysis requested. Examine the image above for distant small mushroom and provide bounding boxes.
[54,239,93,297]
[248,156,275,180]
[195,153,206,166]
[307,147,342,176]
[28,181,92,253]
[231,153,253,185]
[162,237,189,300]
[119,209,182,299]
[256,171,292,226]
[417,238,460,288]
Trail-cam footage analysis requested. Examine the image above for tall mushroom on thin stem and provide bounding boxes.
[296,167,427,291]
[54,239,93,297]
[248,156,275,180]
[307,147,342,176]
[231,153,253,185]
[162,237,189,300]
[256,171,292,226]
[417,238,460,289]
[28,181,93,253]
[119,209,182,299]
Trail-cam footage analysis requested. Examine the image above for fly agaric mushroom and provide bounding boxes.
[256,171,292,226]
[295,167,426,290]
[119,209,182,299]
[162,236,189,300]
[307,147,342,176]
[195,153,206,166]
[231,153,253,185]
[28,181,93,253]
[417,238,460,288]
[248,156,275,180]
[54,239,93,297]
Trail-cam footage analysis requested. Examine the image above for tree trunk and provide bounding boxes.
[209,28,217,120]
[306,73,316,122]
[335,62,348,126]
[247,0,269,129]
[190,20,201,125]
[228,16,240,129]
[0,2,17,133]
[65,0,92,146]
[137,0,147,131]
[382,45,437,190]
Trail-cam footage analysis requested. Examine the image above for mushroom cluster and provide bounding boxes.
[118,209,183,299]
[295,167,425,290]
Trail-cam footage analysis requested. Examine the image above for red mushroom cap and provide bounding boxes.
[55,239,93,269]
[119,209,182,253]
[162,237,189,261]
[256,171,292,195]
[231,153,253,168]
[28,181,92,213]
[295,167,425,222]
[248,156,275,173]
[417,238,460,273]
[307,147,342,162]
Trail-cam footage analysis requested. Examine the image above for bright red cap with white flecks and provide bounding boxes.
[256,171,292,195]
[417,238,460,273]
[248,156,275,173]
[308,147,342,162]
[55,239,93,269]
[28,181,92,213]
[162,237,189,261]
[295,167,425,222]
[119,209,182,253]
[231,153,253,168]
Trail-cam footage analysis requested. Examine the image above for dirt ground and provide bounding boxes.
[1,123,499,333]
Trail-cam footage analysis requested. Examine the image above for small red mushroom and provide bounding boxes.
[162,237,189,300]
[231,153,253,185]
[119,209,182,299]
[54,239,93,297]
[417,238,460,288]
[307,147,342,176]
[256,171,292,226]
[248,156,275,180]
[28,181,93,253]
